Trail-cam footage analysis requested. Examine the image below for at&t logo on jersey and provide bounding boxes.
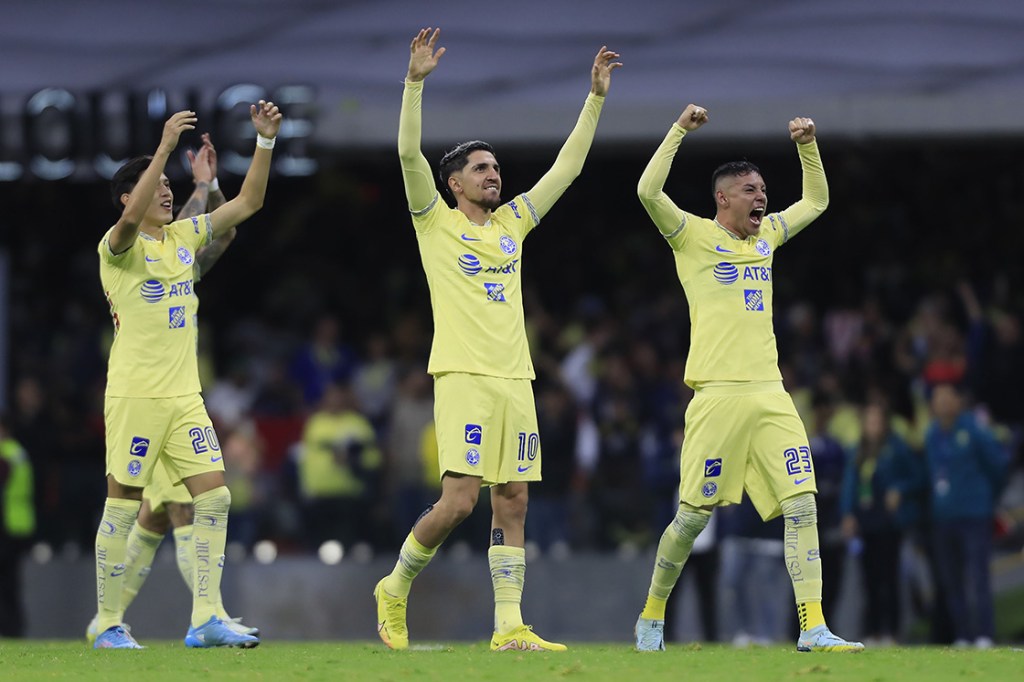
[465,448,480,466]
[704,458,722,477]
[140,279,166,303]
[168,279,194,297]
[484,282,506,302]
[129,436,150,457]
[459,254,482,276]
[743,266,772,282]
[713,263,739,285]
[465,424,482,445]
[177,247,194,265]
[499,235,517,255]
[744,289,765,311]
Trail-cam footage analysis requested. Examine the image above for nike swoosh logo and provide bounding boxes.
[461,234,482,241]
[145,256,161,262]
[517,464,533,473]
[715,245,734,253]
[794,477,810,485]
[211,456,223,463]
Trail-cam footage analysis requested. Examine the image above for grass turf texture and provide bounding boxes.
[1,641,1020,681]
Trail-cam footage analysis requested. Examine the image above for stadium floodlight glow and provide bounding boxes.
[318,540,344,565]
[253,540,277,564]
[30,542,53,564]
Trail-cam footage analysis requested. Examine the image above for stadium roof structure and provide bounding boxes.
[4,0,1024,146]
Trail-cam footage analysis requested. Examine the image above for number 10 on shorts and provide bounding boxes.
[517,432,539,461]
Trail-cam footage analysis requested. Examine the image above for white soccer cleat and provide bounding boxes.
[797,625,864,653]
[635,616,666,651]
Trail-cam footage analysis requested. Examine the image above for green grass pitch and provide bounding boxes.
[1,640,1020,681]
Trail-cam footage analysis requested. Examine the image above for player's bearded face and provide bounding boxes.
[459,151,502,210]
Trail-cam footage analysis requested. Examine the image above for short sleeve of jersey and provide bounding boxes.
[168,214,213,252]
[98,226,131,263]
[665,210,703,252]
[759,212,791,251]
[496,193,539,241]
[410,192,444,234]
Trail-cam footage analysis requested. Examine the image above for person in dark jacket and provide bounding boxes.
[840,401,924,643]
[923,382,1008,647]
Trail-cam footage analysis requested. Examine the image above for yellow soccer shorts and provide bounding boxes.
[433,372,541,485]
[678,382,817,521]
[143,457,193,512]
[105,394,225,489]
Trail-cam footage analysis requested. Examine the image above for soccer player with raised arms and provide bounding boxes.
[632,104,863,653]
[86,133,257,644]
[374,27,620,652]
[93,101,280,649]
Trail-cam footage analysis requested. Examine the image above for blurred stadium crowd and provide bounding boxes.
[3,134,1024,643]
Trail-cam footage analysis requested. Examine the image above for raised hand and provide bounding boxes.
[408,27,446,82]
[201,133,218,179]
[187,139,214,184]
[158,110,197,155]
[789,116,816,144]
[590,46,622,97]
[676,104,709,132]
[250,100,283,139]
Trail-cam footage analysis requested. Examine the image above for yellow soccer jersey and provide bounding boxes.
[413,194,539,378]
[639,124,828,387]
[98,215,212,397]
[300,411,381,497]
[398,79,604,379]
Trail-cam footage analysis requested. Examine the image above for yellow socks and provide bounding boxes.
[383,531,436,598]
[120,522,164,612]
[173,525,194,591]
[95,498,141,631]
[780,493,826,629]
[489,546,526,635]
[640,595,668,621]
[173,523,231,620]
[190,487,230,627]
[642,504,711,620]
[798,601,825,632]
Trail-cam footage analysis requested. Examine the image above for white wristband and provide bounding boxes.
[208,177,220,193]
[256,134,276,150]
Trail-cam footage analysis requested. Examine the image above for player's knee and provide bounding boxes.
[139,507,172,535]
[496,489,528,523]
[166,502,195,528]
[780,493,817,528]
[192,485,231,521]
[444,491,478,524]
[669,503,712,541]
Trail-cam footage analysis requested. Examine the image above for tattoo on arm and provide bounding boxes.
[195,237,232,279]
[176,183,209,221]
[207,187,226,211]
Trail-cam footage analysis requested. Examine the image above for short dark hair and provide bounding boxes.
[711,160,761,195]
[110,156,153,211]
[438,140,494,195]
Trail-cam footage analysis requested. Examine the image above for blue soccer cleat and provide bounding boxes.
[226,616,260,637]
[797,625,865,653]
[93,625,144,649]
[634,616,666,651]
[184,615,260,648]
